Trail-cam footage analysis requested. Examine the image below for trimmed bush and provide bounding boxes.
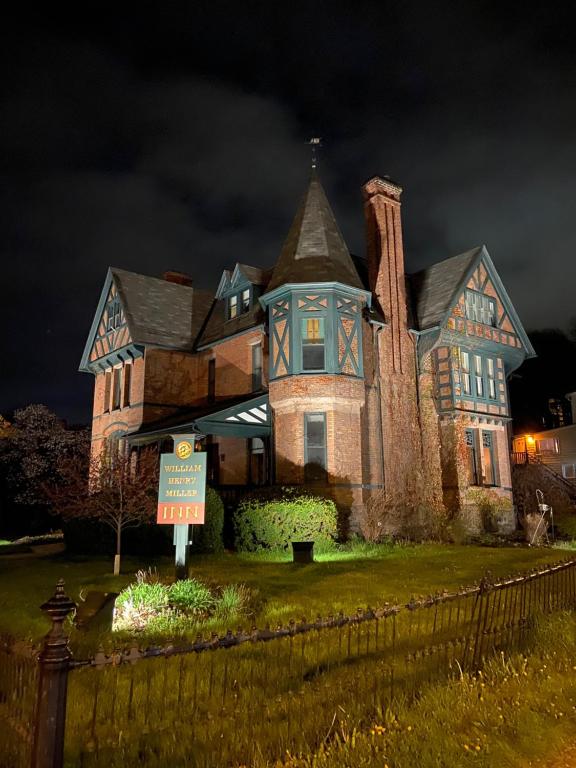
[192,487,225,553]
[234,488,338,552]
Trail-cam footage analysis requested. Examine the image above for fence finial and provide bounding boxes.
[32,581,76,768]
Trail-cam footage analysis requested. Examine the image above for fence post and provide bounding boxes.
[31,580,76,768]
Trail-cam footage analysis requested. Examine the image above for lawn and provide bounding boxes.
[0,542,569,646]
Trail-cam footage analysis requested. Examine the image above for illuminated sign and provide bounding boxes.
[157,437,206,524]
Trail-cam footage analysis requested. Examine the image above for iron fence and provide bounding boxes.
[2,558,576,768]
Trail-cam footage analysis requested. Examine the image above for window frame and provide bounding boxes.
[228,294,238,320]
[460,348,499,403]
[111,366,122,411]
[465,289,497,327]
[226,285,252,320]
[562,464,576,479]
[301,316,326,372]
[122,362,132,408]
[481,430,498,486]
[241,287,251,313]
[537,437,559,455]
[465,428,479,485]
[251,342,263,392]
[304,412,327,483]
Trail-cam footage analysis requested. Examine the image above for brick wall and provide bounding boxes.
[201,330,267,400]
[270,374,365,524]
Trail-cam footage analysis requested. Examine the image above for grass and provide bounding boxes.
[58,602,576,767]
[274,612,576,768]
[0,541,571,647]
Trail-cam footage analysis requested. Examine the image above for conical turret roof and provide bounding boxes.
[266,171,363,292]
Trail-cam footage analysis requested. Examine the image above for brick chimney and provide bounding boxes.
[163,271,193,287]
[362,176,408,374]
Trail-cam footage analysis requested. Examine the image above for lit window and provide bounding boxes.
[301,317,325,371]
[474,355,484,398]
[461,351,471,395]
[241,288,250,313]
[465,290,496,327]
[228,295,238,319]
[487,358,497,400]
[305,413,327,482]
[482,431,496,486]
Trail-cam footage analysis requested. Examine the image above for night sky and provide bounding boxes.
[2,2,575,423]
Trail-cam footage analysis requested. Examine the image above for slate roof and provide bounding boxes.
[196,299,265,348]
[408,247,482,330]
[266,170,365,292]
[111,268,213,349]
[237,264,271,285]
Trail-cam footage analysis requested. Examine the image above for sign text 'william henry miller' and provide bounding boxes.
[157,439,207,524]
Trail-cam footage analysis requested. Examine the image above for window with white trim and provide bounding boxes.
[465,290,496,327]
[228,294,238,319]
[461,351,471,395]
[537,438,559,455]
[487,357,497,400]
[474,355,484,398]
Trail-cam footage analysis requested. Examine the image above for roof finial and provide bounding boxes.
[307,137,322,169]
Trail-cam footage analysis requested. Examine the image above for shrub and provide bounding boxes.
[167,579,215,615]
[192,487,225,553]
[114,582,170,631]
[234,488,338,552]
[466,488,514,533]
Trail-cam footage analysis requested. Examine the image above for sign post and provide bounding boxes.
[156,435,206,580]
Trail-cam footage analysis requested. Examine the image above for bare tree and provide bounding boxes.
[46,445,159,574]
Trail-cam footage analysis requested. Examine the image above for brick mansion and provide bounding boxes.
[80,171,534,533]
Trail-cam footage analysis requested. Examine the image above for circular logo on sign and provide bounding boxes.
[175,440,193,460]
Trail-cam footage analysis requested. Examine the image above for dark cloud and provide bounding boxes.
[1,2,575,421]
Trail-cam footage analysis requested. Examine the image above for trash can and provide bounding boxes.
[292,541,314,564]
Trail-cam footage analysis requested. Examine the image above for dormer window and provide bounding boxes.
[465,290,496,327]
[227,287,251,319]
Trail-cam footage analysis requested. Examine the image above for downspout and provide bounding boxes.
[370,320,386,489]
[408,327,441,464]
[408,329,424,462]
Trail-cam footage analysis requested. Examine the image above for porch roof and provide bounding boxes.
[128,393,270,444]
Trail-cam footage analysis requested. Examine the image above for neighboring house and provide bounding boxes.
[513,395,576,482]
[80,171,534,533]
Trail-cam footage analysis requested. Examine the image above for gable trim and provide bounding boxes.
[79,269,115,373]
[440,245,535,358]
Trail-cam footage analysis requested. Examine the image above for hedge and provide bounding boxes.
[234,488,338,552]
